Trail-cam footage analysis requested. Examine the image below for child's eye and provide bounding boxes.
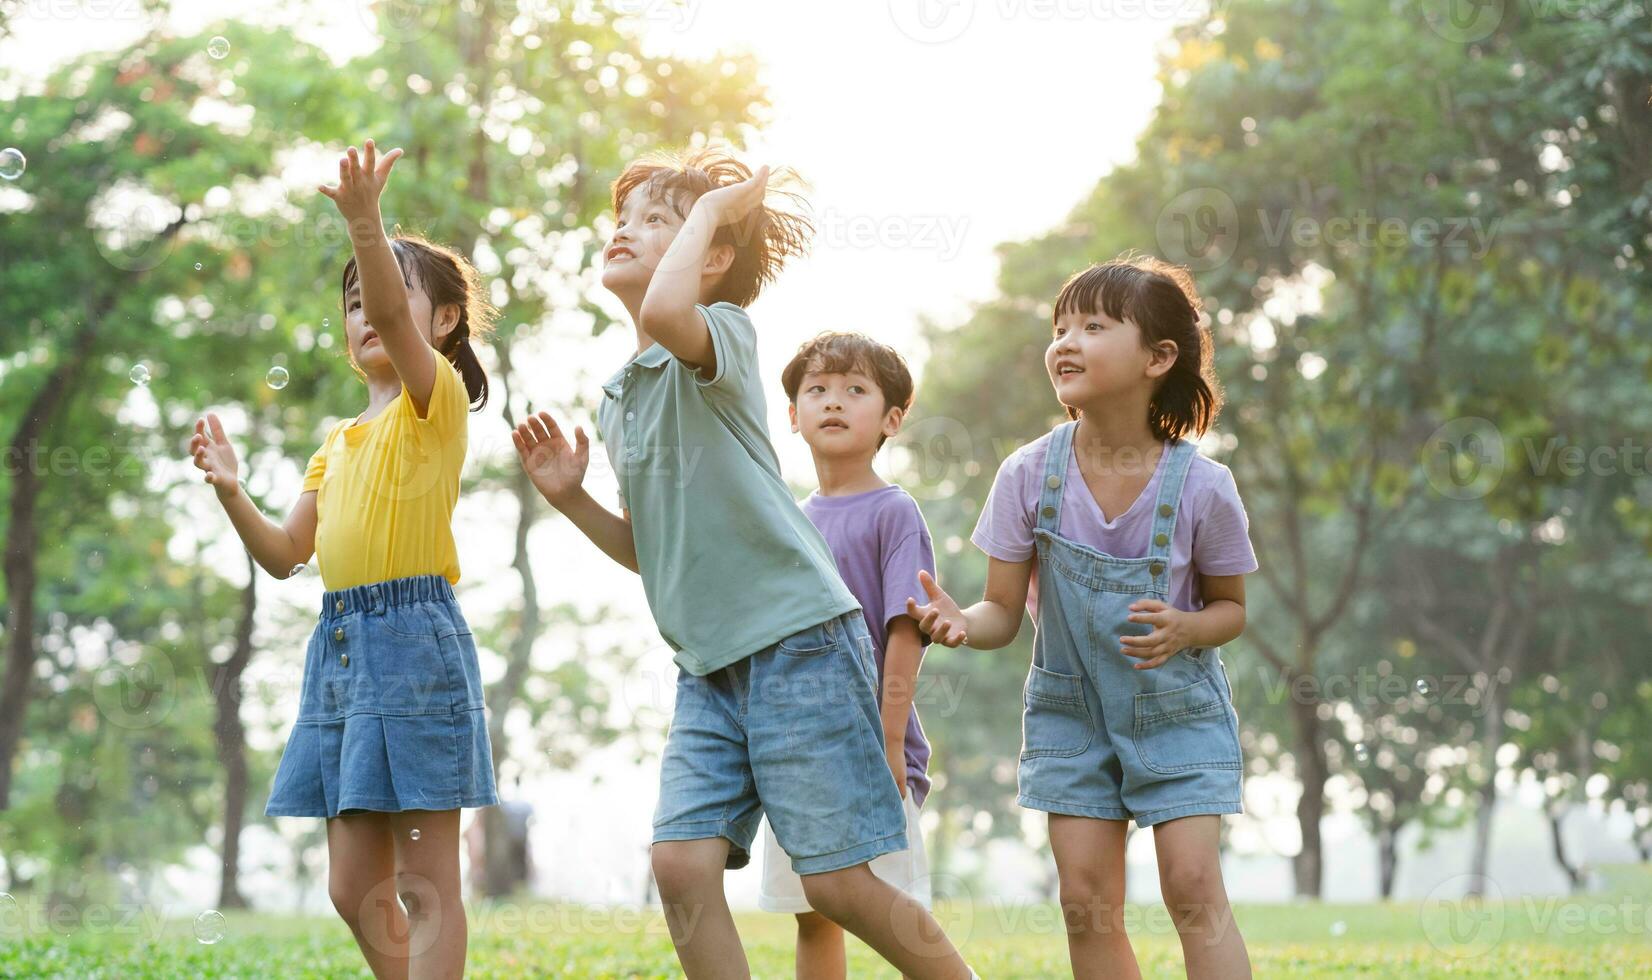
[849,385,866,395]
[1087,322,1102,331]
[807,385,824,394]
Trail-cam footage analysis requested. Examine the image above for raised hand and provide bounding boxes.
[906,569,968,647]
[189,413,240,500]
[694,165,770,226]
[512,411,590,507]
[317,137,403,228]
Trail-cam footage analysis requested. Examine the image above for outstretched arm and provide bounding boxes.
[906,557,1034,650]
[320,138,439,415]
[512,411,638,573]
[190,413,318,579]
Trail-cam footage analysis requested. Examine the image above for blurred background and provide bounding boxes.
[1,0,1650,967]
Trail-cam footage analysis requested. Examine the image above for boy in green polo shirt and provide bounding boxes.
[512,150,974,979]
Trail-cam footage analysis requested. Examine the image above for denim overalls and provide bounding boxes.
[1018,422,1243,827]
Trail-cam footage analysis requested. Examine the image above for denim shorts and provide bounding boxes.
[652,609,908,875]
[265,575,499,818]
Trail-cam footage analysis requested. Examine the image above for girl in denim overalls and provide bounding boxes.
[911,256,1257,978]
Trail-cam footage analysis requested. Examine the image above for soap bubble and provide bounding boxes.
[409,828,421,841]
[193,909,226,944]
[265,366,289,390]
[194,262,203,271]
[287,563,307,579]
[207,36,230,59]
[1330,920,1347,937]
[0,892,19,932]
[1353,742,1370,765]
[1415,678,1432,697]
[322,318,330,327]
[0,148,24,181]
[129,363,151,386]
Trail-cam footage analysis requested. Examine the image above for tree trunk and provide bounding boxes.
[1466,690,1503,896]
[475,337,543,899]
[211,552,258,909]
[0,322,99,809]
[1547,805,1583,892]
[1377,821,1398,899]
[1289,689,1326,899]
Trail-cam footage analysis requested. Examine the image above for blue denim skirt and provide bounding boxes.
[265,575,498,818]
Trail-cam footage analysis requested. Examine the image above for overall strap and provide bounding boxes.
[1035,422,1078,535]
[1145,438,1199,580]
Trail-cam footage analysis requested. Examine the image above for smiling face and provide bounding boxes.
[1046,306,1175,412]
[789,365,902,458]
[600,187,691,304]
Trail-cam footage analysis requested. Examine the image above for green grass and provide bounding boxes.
[3,867,1650,978]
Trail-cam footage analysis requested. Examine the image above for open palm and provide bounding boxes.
[512,411,589,506]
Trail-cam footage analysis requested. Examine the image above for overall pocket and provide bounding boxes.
[1132,675,1241,774]
[1021,664,1094,760]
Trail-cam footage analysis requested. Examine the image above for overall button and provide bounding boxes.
[338,653,350,667]
[334,599,345,613]
[1041,506,1057,519]
[1149,561,1165,576]
[1159,503,1173,517]
[1045,475,1061,489]
[625,411,635,421]
[333,626,345,642]
[1154,532,1169,547]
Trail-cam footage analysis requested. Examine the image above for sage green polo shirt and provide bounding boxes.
[597,302,859,676]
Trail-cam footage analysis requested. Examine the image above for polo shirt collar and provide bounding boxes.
[601,342,672,397]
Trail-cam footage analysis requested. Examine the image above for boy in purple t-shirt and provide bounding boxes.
[761,331,938,976]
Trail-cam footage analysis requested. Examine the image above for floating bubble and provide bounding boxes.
[1330,920,1347,937]
[0,148,24,181]
[1415,678,1432,696]
[265,366,289,390]
[0,892,19,931]
[129,363,150,386]
[1353,742,1370,764]
[409,828,421,841]
[321,318,330,327]
[194,262,203,271]
[193,909,226,944]
[287,563,307,578]
[207,36,230,60]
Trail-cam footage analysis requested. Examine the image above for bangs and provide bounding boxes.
[1052,263,1146,326]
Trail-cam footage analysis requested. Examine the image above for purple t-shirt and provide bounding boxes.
[971,430,1258,620]
[801,484,935,807]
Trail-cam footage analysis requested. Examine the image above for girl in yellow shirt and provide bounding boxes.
[189,139,497,978]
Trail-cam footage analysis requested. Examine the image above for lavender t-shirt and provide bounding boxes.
[801,484,935,807]
[971,430,1258,620]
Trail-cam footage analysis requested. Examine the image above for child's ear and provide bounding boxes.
[435,302,462,341]
[1147,339,1179,379]
[702,243,735,277]
[787,401,799,433]
[883,405,906,440]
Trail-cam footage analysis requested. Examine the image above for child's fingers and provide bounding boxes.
[510,428,528,456]
[207,413,228,444]
[378,147,403,180]
[318,184,338,200]
[363,138,375,176]
[573,425,588,452]
[347,145,361,180]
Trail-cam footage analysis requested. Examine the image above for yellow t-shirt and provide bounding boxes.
[303,350,469,591]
